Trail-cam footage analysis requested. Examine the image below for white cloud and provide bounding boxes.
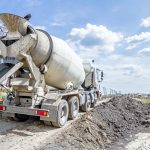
[107,54,123,61]
[34,25,47,30]
[50,14,67,27]
[138,47,150,55]
[67,24,123,58]
[126,32,150,43]
[51,22,66,27]
[125,32,150,50]
[120,64,143,77]
[126,44,139,50]
[140,17,150,27]
[66,24,150,93]
[100,54,150,93]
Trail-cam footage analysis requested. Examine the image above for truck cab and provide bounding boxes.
[82,60,103,98]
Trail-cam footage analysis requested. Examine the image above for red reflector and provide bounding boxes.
[36,110,48,116]
[0,105,5,111]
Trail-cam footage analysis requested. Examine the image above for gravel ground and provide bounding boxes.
[0,96,149,150]
[125,132,150,150]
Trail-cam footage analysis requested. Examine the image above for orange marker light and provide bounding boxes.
[36,110,48,116]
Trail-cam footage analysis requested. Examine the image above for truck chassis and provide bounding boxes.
[0,89,100,127]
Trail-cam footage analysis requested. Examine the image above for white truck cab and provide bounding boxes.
[82,59,103,97]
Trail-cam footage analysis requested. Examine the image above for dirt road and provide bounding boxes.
[125,132,150,150]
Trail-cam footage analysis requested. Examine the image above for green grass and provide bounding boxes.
[140,98,150,104]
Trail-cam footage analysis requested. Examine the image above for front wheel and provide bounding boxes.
[52,99,69,128]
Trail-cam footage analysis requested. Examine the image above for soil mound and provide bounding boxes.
[41,96,150,150]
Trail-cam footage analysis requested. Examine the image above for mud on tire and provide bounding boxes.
[81,95,91,112]
[52,99,69,128]
[68,96,79,120]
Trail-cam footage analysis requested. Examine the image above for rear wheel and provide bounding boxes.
[81,95,91,112]
[91,98,96,108]
[52,99,69,128]
[68,96,79,120]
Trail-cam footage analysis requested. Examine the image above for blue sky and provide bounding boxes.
[1,0,150,93]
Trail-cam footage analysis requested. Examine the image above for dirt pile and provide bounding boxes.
[41,96,150,150]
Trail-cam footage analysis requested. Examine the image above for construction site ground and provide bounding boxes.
[0,96,149,150]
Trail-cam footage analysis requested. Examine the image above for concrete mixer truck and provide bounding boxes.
[0,13,103,127]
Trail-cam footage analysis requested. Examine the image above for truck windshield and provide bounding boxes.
[96,69,103,82]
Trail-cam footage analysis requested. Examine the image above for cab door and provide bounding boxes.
[94,68,103,90]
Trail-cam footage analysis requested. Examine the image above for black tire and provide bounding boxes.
[81,95,91,112]
[52,99,69,128]
[91,93,98,108]
[68,96,79,120]
[13,114,29,122]
[91,99,96,108]
[97,91,101,100]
